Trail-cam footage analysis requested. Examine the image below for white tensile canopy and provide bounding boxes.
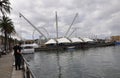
[70,37,83,43]
[57,38,71,43]
[45,37,94,45]
[45,39,56,44]
[82,38,94,42]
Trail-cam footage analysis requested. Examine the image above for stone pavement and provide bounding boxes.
[11,66,23,78]
[0,52,23,78]
[0,53,13,78]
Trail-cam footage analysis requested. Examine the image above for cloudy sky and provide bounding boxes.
[9,0,120,40]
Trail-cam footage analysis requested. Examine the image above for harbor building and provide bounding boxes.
[111,36,120,42]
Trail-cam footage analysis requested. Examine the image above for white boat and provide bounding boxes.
[21,43,39,54]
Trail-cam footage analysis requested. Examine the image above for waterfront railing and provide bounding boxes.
[22,55,36,78]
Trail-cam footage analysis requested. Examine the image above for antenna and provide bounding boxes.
[64,13,78,37]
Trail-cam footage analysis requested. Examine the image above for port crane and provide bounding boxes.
[67,28,77,37]
[19,13,48,40]
[64,13,78,37]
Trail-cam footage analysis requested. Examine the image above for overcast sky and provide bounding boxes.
[9,0,120,40]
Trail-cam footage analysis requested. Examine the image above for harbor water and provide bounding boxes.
[23,46,120,78]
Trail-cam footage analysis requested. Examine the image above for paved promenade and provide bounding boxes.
[0,52,23,78]
[11,66,23,78]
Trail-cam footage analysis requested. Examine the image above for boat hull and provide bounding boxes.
[115,41,120,45]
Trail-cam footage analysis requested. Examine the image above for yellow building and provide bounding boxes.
[111,36,120,42]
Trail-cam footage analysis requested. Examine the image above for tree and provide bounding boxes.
[7,23,16,50]
[0,16,15,52]
[0,0,11,16]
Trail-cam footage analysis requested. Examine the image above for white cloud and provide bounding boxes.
[9,0,120,39]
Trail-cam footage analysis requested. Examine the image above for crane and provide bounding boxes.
[32,26,49,40]
[19,13,48,40]
[55,11,59,38]
[67,28,77,37]
[64,13,78,37]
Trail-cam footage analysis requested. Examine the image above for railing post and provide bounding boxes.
[22,55,36,78]
[26,67,30,78]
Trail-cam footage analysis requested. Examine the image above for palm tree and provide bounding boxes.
[0,0,11,16]
[0,16,15,52]
[7,24,16,50]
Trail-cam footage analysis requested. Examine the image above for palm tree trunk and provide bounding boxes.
[8,35,11,50]
[4,30,7,52]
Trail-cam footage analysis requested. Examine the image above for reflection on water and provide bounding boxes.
[23,46,120,78]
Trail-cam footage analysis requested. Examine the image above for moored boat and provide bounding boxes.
[21,43,39,53]
[115,41,120,45]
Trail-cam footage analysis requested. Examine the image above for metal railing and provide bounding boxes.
[22,55,36,78]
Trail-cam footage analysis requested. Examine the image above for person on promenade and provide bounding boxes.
[13,43,22,70]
